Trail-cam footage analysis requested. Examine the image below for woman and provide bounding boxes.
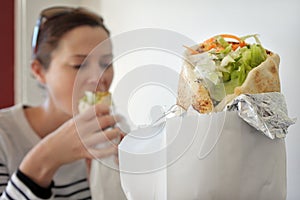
[0,6,125,199]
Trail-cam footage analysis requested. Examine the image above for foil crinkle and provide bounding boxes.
[225,92,296,139]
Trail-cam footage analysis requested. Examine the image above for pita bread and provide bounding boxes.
[177,58,213,113]
[234,53,280,95]
[78,91,112,113]
[177,49,281,113]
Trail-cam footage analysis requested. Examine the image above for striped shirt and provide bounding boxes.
[0,104,91,199]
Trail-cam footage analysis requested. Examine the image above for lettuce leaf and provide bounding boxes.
[216,42,267,95]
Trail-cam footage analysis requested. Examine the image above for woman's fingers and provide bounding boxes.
[76,114,120,135]
[87,144,118,159]
[97,114,121,130]
[80,103,110,121]
[73,103,124,161]
[84,128,121,147]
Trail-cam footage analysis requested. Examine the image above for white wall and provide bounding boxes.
[98,0,300,199]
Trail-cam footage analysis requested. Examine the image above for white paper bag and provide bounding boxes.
[119,110,286,200]
[89,107,130,200]
[89,159,127,200]
[118,123,167,200]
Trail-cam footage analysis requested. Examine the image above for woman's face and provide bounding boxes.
[42,26,113,116]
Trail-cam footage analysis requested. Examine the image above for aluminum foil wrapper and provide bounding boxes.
[225,92,296,139]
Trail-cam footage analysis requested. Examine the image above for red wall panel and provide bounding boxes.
[0,1,14,108]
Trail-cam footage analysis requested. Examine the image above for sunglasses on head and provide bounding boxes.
[31,6,103,55]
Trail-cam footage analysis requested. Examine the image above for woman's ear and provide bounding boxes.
[31,59,46,84]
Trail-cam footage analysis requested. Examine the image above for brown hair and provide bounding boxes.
[33,7,110,70]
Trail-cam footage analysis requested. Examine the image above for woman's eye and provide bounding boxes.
[73,65,81,69]
[73,63,86,69]
[100,63,112,69]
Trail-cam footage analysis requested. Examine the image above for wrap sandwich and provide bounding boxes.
[78,91,112,113]
[177,34,280,113]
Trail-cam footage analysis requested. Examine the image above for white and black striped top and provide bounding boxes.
[0,105,91,199]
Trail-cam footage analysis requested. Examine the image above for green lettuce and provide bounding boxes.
[209,35,268,96]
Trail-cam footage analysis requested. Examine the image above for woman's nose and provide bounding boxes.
[84,66,107,90]
[97,78,108,92]
[88,73,109,90]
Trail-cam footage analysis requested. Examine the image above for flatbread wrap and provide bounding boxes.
[177,34,280,113]
[78,91,112,113]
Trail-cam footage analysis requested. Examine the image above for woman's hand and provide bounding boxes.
[19,103,121,188]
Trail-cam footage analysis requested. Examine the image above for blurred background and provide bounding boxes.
[1,0,299,199]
